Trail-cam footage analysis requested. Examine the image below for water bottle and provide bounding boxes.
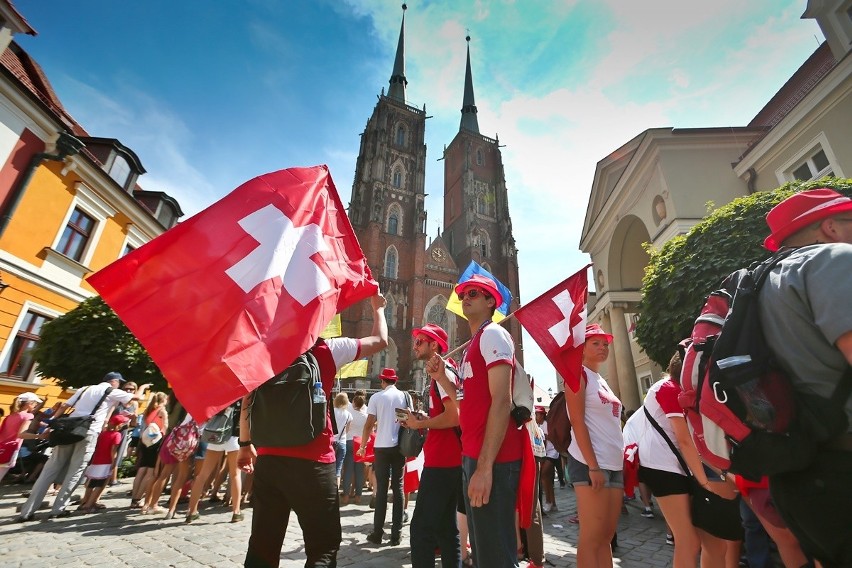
[312,380,326,404]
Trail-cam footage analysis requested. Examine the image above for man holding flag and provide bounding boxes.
[455,273,525,567]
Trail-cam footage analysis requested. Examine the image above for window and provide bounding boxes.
[388,214,399,235]
[122,243,136,257]
[57,208,95,262]
[384,246,398,279]
[396,125,406,146]
[1,311,51,380]
[108,154,132,189]
[386,204,402,235]
[385,297,395,329]
[476,148,483,165]
[792,148,833,181]
[392,169,402,188]
[479,230,490,258]
[477,195,486,214]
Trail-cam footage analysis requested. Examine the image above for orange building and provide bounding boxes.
[0,2,182,410]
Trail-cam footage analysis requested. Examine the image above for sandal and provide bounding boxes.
[231,512,245,523]
[185,512,200,524]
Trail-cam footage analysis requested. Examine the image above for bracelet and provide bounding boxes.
[238,440,252,447]
[588,468,601,473]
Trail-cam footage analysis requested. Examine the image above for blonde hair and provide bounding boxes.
[144,392,167,416]
[334,392,349,408]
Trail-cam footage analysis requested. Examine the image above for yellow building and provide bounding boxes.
[0,4,182,410]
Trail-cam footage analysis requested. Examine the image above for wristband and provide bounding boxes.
[588,468,601,473]
[238,440,252,447]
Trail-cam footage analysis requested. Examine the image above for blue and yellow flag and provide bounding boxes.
[446,261,513,322]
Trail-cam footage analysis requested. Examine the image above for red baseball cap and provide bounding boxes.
[455,274,503,308]
[379,368,398,382]
[764,188,852,251]
[534,405,547,414]
[109,414,130,426]
[411,323,449,352]
[585,323,613,344]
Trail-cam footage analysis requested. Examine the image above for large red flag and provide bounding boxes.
[88,165,378,421]
[514,265,590,392]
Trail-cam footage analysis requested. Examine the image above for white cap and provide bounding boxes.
[17,392,43,404]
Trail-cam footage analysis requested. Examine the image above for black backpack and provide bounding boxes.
[678,249,852,480]
[248,341,329,448]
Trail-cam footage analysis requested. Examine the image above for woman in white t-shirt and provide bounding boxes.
[333,393,353,487]
[565,324,624,568]
[635,351,736,568]
[341,393,369,505]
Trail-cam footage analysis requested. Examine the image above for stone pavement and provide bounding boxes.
[0,479,674,567]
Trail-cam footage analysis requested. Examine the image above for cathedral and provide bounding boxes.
[341,7,522,392]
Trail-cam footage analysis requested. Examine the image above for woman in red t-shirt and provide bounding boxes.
[0,392,43,483]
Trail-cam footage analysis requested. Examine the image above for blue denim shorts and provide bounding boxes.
[566,453,624,489]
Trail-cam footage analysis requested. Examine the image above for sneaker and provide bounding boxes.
[665,534,674,546]
[403,511,409,524]
[641,507,654,519]
[366,531,383,545]
[542,502,552,514]
[390,535,401,546]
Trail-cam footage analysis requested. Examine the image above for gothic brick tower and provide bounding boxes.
[341,5,433,390]
[442,36,523,363]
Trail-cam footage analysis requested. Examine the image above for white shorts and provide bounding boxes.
[85,463,112,480]
[207,435,240,453]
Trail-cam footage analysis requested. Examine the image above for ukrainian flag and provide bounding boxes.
[446,261,513,323]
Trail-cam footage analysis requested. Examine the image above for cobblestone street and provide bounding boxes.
[0,478,675,567]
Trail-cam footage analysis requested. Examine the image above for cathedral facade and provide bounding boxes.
[341,9,522,392]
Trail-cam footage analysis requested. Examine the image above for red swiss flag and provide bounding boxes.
[514,265,590,392]
[88,165,378,421]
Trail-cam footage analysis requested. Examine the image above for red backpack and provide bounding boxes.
[677,250,819,480]
[165,419,200,462]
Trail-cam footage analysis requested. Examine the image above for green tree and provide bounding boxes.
[32,296,167,390]
[636,177,852,367]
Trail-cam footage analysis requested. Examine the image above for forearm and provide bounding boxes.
[671,417,712,485]
[422,406,459,430]
[239,395,251,442]
[361,416,376,442]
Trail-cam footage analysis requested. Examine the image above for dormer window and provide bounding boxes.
[109,154,132,189]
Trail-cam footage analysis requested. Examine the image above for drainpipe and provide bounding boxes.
[0,131,85,238]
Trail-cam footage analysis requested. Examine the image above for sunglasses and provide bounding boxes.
[459,288,491,300]
[414,338,430,346]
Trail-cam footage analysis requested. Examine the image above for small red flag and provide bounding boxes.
[88,165,378,421]
[514,265,590,393]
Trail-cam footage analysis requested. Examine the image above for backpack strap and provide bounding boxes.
[88,387,114,418]
[643,406,690,476]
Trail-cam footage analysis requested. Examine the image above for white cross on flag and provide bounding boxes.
[514,265,590,392]
[88,166,378,420]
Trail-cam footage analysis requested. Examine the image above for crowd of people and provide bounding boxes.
[1,188,850,568]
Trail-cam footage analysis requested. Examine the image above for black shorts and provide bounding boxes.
[88,478,107,488]
[638,466,691,497]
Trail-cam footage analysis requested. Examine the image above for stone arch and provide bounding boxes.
[372,336,398,376]
[424,294,455,350]
[390,158,406,189]
[607,214,651,291]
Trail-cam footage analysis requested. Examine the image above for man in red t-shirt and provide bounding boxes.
[402,323,462,567]
[238,294,388,568]
[455,274,524,567]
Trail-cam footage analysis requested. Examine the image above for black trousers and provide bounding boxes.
[410,466,462,567]
[245,456,339,568]
[372,446,405,539]
[770,449,852,568]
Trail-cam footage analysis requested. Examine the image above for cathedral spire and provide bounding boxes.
[387,4,408,103]
[460,34,479,133]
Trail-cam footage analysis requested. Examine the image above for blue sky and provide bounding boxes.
[15,0,823,394]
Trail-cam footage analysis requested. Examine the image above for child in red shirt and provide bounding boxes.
[79,414,130,512]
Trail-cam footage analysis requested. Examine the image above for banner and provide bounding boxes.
[514,265,590,392]
[89,165,378,420]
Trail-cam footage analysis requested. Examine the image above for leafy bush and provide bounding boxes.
[636,177,852,367]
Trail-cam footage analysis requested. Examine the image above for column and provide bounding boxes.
[608,304,640,410]
[599,310,621,399]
